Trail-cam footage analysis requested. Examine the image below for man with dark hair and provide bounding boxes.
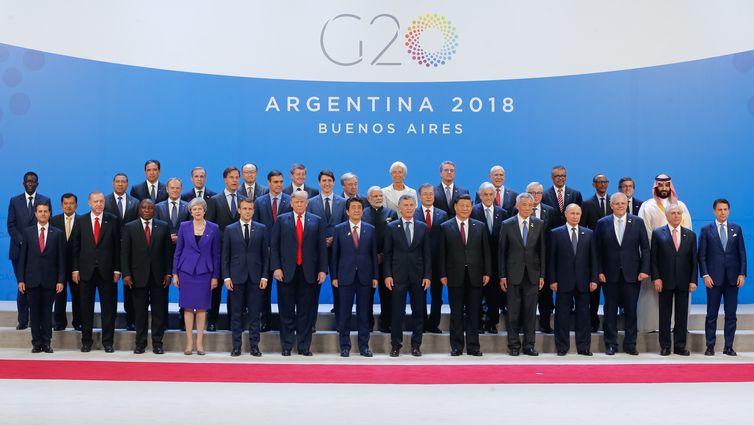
[130,160,167,203]
[283,163,319,198]
[618,177,642,215]
[181,166,217,202]
[433,160,469,218]
[50,193,81,330]
[542,165,583,228]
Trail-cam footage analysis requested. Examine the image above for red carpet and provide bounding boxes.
[2,360,754,384]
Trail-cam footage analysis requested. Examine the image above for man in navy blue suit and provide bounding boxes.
[651,204,698,356]
[331,197,379,357]
[474,165,518,212]
[16,202,65,353]
[384,195,431,357]
[595,192,650,355]
[542,165,583,228]
[7,171,52,330]
[414,183,448,333]
[580,174,612,333]
[238,163,270,202]
[180,166,217,202]
[130,159,168,203]
[222,198,270,357]
[547,204,598,356]
[433,160,469,218]
[155,177,191,239]
[50,193,81,331]
[699,198,747,356]
[618,177,643,216]
[270,191,327,356]
[282,163,320,198]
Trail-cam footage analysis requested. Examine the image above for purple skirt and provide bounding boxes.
[178,271,213,310]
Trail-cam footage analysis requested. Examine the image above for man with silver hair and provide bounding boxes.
[363,185,398,332]
[475,165,518,211]
[382,161,417,211]
[340,172,361,200]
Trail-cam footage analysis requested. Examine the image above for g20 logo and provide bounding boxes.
[320,13,459,68]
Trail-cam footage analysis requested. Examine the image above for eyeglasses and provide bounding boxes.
[528,192,543,196]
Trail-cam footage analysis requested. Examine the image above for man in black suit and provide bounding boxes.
[72,192,121,352]
[651,204,698,356]
[120,199,172,354]
[16,202,65,353]
[471,182,509,333]
[499,193,546,356]
[238,163,270,201]
[222,198,269,357]
[181,166,217,202]
[433,160,469,218]
[130,159,168,203]
[7,171,52,330]
[340,172,363,200]
[438,194,491,356]
[50,193,81,331]
[414,183,448,333]
[618,176,643,216]
[474,165,518,211]
[384,195,432,357]
[595,192,650,355]
[542,165,583,228]
[283,163,320,198]
[547,204,599,356]
[155,177,190,238]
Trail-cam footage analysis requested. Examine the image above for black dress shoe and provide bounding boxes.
[450,349,463,357]
[104,345,115,353]
[42,345,53,353]
[540,325,554,334]
[298,349,313,356]
[577,350,593,356]
[133,347,146,354]
[152,347,165,355]
[126,324,136,331]
[281,349,291,356]
[467,350,483,357]
[660,348,671,356]
[378,326,391,333]
[81,345,92,353]
[207,323,217,332]
[389,348,400,357]
[411,347,422,357]
[705,346,715,356]
[16,323,28,330]
[31,346,42,353]
[557,351,567,356]
[605,346,616,356]
[231,349,241,357]
[723,347,737,356]
[591,323,600,333]
[250,346,262,357]
[625,348,639,356]
[674,349,690,356]
[260,324,271,333]
[340,349,350,357]
[425,327,442,334]
[523,347,539,356]
[509,348,520,356]
[53,325,66,331]
[359,349,373,357]
[74,324,83,331]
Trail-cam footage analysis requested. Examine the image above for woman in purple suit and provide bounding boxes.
[173,197,220,355]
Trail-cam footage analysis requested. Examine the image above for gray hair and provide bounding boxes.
[187,197,207,212]
[665,203,683,216]
[389,161,407,174]
[565,203,581,213]
[439,160,455,171]
[418,183,434,194]
[191,166,206,176]
[340,172,357,185]
[166,177,182,187]
[398,194,416,205]
[478,181,495,195]
[525,181,543,192]
[489,165,505,174]
[516,192,535,205]
[610,192,628,204]
[367,185,383,196]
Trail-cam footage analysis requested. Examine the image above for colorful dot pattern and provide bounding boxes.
[405,13,459,68]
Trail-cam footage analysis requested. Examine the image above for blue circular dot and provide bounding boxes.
[3,68,22,88]
[23,50,45,71]
[0,46,9,63]
[9,93,31,115]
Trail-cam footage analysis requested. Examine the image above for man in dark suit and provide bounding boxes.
[471,182,509,333]
[332,197,379,357]
[542,165,583,228]
[130,159,168,203]
[699,198,747,356]
[16,202,65,353]
[340,172,364,201]
[155,177,191,237]
[384,195,431,356]
[595,192,650,355]
[270,191,328,356]
[7,171,52,330]
[206,166,245,331]
[474,165,518,211]
[283,163,320,198]
[618,176,643,216]
[438,194,491,356]
[180,166,217,202]
[499,193,546,356]
[414,183,448,333]
[651,204,698,356]
[72,192,121,352]
[363,186,398,332]
[120,199,172,354]
[222,198,270,357]
[433,160,469,218]
[238,163,269,201]
[50,193,81,331]
[547,204,599,356]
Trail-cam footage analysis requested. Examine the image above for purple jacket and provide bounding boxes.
[173,220,220,278]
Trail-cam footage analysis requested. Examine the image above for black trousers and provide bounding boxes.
[229,278,263,350]
[123,284,135,327]
[537,283,553,328]
[132,276,169,349]
[260,276,272,328]
[589,284,603,329]
[208,283,224,326]
[706,284,739,348]
[80,269,117,347]
[506,274,539,350]
[659,287,689,350]
[54,277,81,329]
[277,266,316,352]
[390,280,426,348]
[481,274,503,328]
[425,275,444,330]
[338,275,372,351]
[554,290,590,353]
[27,286,55,348]
[603,277,640,350]
[11,259,29,327]
[368,263,387,331]
[448,271,482,353]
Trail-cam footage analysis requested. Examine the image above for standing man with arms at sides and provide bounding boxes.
[270,191,327,356]
[547,204,598,356]
[595,192,649,355]
[16,202,65,353]
[438,194,491,356]
[181,166,216,202]
[499,193,546,356]
[283,163,320,198]
[72,192,120,353]
[254,170,292,332]
[434,160,469,218]
[50,193,81,331]
[382,161,417,211]
[414,183,448,333]
[331,197,379,357]
[206,166,245,331]
[222,198,269,357]
[340,172,362,200]
[7,171,51,330]
[475,165,518,211]
[618,176,642,216]
[120,199,172,354]
[130,159,168,203]
[363,186,398,332]
[698,199,747,356]
[384,195,432,357]
[238,163,269,201]
[542,165,583,228]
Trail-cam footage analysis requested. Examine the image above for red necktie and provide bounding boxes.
[94,217,101,245]
[557,189,564,212]
[425,208,432,232]
[495,188,501,207]
[144,221,151,247]
[39,226,45,253]
[296,215,303,265]
[272,197,278,222]
[460,221,466,245]
[352,225,359,249]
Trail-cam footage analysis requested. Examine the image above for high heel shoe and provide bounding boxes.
[197,347,206,356]
[184,348,193,355]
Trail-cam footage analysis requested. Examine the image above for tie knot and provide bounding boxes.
[298,215,303,221]
[244,223,249,229]
[145,221,149,226]
[230,193,236,198]
[273,197,278,201]
[95,217,99,222]
[118,196,122,200]
[41,226,45,231]
[353,225,358,231]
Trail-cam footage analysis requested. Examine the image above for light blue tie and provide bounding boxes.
[720,223,728,250]
[522,220,528,245]
[405,221,412,245]
[617,218,625,245]
[485,208,493,234]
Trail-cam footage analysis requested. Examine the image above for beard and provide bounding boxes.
[654,187,670,199]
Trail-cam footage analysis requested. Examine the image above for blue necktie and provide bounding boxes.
[522,220,528,245]
[171,201,178,228]
[571,227,578,254]
[27,196,33,216]
[230,193,237,217]
[117,196,124,219]
[720,223,728,250]
[405,221,412,245]
[324,197,331,222]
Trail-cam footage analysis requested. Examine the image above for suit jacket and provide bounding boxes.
[16,225,66,288]
[363,205,398,255]
[698,222,747,286]
[546,225,598,293]
[498,215,546,286]
[384,219,432,285]
[7,192,52,261]
[206,191,246,232]
[221,221,270,284]
[414,206,448,277]
[513,203,558,236]
[433,183,470,218]
[629,197,643,216]
[283,184,320,198]
[71,212,121,281]
[595,214,650,283]
[580,194,612,230]
[650,226,698,291]
[306,194,347,238]
[474,187,518,212]
[180,187,217,203]
[471,203,508,277]
[155,199,190,234]
[542,185,583,227]
[120,218,172,287]
[104,192,139,227]
[438,218,492,287]
[237,184,270,202]
[253,192,292,230]
[130,181,168,203]
[172,220,221,278]
[331,221,378,285]
[49,213,78,277]
[270,212,328,284]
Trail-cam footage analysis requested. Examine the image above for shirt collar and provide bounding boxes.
[349,220,361,227]
[240,219,252,226]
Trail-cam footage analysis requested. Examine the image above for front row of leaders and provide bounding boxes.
[16,189,746,357]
